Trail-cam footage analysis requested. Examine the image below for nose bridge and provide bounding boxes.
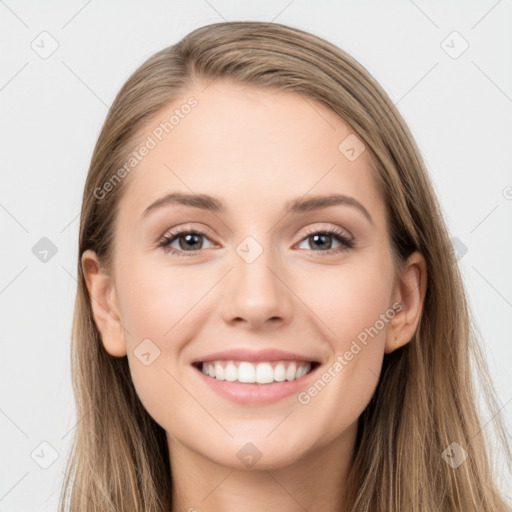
[221,232,292,328]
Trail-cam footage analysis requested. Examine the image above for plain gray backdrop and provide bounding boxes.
[1,1,511,510]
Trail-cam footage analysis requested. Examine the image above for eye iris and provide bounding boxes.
[310,233,332,250]
[180,233,202,250]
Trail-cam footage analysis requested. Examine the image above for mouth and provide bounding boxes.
[191,360,321,385]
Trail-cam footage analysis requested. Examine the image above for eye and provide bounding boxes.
[296,226,354,256]
[158,227,215,256]
[158,225,355,257]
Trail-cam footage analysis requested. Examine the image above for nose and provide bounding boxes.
[221,242,294,330]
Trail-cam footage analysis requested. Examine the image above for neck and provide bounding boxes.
[168,421,357,512]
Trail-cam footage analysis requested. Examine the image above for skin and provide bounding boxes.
[82,80,427,512]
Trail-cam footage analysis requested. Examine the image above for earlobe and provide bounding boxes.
[385,251,428,354]
[81,249,127,357]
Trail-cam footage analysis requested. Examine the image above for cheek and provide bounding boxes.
[301,259,395,350]
[114,246,395,447]
[292,260,394,420]
[114,255,212,428]
[115,253,202,344]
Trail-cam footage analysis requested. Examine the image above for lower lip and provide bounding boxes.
[192,364,320,405]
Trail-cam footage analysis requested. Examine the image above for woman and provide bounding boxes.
[59,21,511,511]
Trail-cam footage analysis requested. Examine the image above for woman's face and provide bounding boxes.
[85,80,424,470]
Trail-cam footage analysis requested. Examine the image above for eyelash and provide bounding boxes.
[158,225,355,258]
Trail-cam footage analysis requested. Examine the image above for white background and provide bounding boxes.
[1,1,511,510]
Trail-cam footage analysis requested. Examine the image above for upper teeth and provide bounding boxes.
[200,361,312,384]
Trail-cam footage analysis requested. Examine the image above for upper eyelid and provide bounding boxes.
[160,224,352,246]
[302,225,352,239]
[160,225,217,243]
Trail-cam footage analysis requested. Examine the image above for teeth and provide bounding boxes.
[215,362,225,381]
[255,362,274,384]
[285,362,297,381]
[199,360,313,384]
[274,362,286,382]
[238,362,256,383]
[225,362,237,382]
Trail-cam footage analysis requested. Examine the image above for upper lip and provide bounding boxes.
[191,348,320,365]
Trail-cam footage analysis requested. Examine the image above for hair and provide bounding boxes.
[59,20,512,511]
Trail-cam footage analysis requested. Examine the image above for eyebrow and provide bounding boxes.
[141,192,373,225]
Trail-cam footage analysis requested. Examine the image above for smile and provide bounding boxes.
[191,358,321,405]
[195,360,319,384]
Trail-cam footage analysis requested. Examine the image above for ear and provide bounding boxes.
[385,251,427,354]
[81,249,127,357]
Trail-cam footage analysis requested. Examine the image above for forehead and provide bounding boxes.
[117,80,385,225]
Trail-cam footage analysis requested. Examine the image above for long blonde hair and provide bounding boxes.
[59,21,512,511]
